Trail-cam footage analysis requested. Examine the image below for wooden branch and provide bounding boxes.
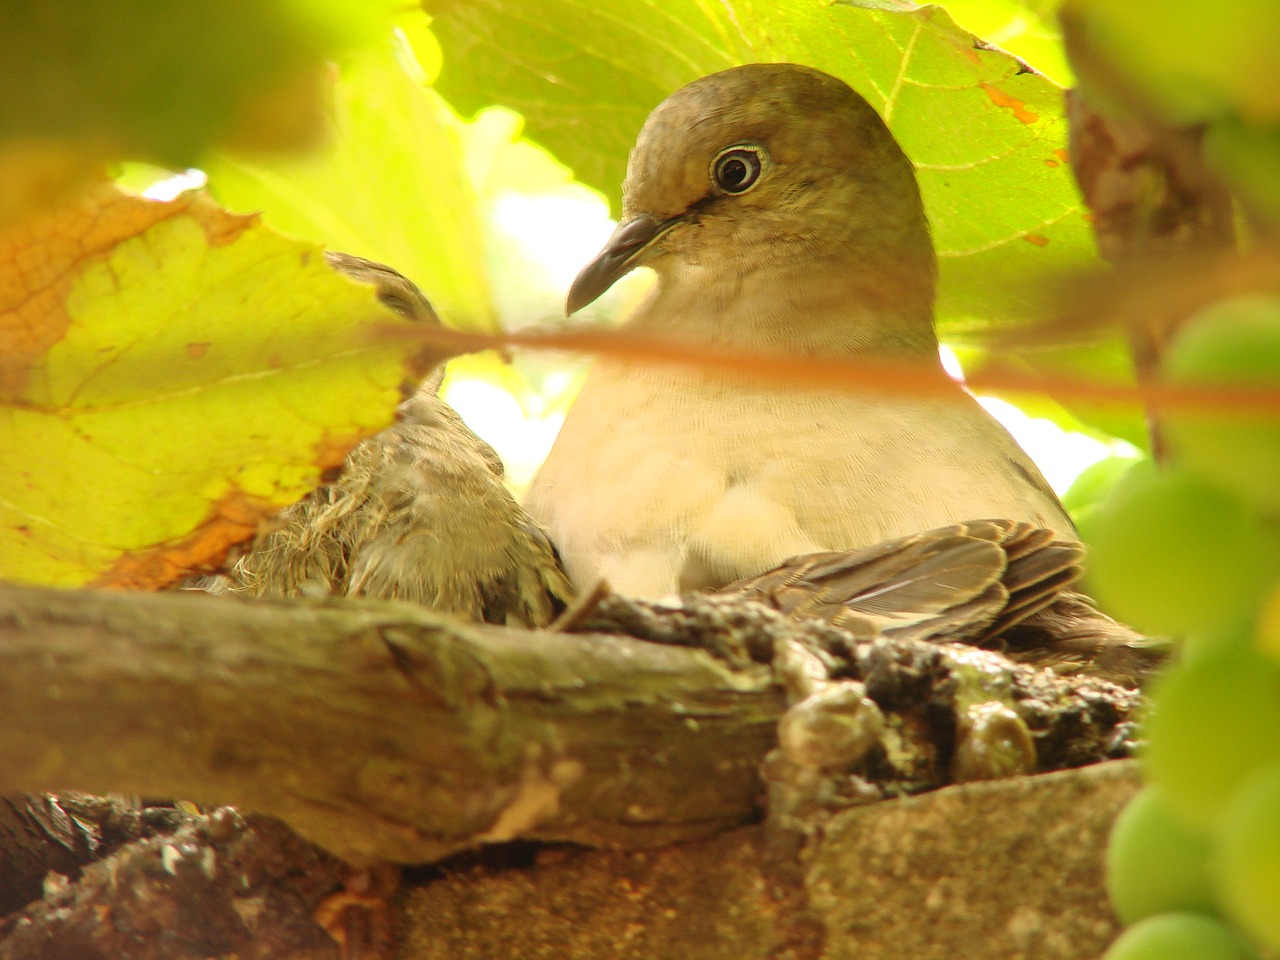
[0,582,783,864]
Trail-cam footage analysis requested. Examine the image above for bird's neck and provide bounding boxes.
[629,258,940,360]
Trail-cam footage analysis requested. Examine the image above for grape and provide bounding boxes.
[1107,787,1216,924]
[1063,454,1143,516]
[1145,646,1280,828]
[1214,761,1280,949]
[1184,617,1261,661]
[1102,912,1259,960]
[1164,295,1280,516]
[1256,583,1280,662]
[1084,461,1274,635]
[1067,456,1141,549]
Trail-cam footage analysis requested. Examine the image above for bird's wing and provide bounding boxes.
[719,519,1082,645]
[985,520,1083,636]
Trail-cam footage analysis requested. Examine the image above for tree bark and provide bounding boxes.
[0,581,1145,959]
[0,582,783,864]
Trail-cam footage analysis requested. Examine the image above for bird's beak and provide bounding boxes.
[565,213,681,316]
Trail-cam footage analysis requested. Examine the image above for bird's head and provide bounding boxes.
[566,63,937,322]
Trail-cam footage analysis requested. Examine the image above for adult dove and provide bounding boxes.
[525,63,1074,599]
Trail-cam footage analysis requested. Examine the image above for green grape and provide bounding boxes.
[1214,761,1280,949]
[1184,617,1263,662]
[1084,461,1274,635]
[1102,912,1259,960]
[1258,583,1280,662]
[1164,295,1280,516]
[1146,646,1280,828]
[1063,454,1143,516]
[1108,787,1217,924]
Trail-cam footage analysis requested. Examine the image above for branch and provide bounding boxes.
[395,322,1280,418]
[0,582,782,864]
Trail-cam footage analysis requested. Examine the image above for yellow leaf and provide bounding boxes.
[1,184,430,588]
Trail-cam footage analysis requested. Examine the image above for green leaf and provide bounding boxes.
[204,32,497,331]
[0,186,427,588]
[960,338,1148,448]
[941,0,1071,84]
[0,0,387,223]
[423,0,1101,338]
[1066,0,1280,126]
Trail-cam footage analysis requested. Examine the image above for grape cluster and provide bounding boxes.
[1079,296,1280,959]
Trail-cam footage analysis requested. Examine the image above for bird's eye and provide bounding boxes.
[711,146,764,195]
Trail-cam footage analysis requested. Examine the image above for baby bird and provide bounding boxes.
[220,252,573,628]
[525,63,1073,599]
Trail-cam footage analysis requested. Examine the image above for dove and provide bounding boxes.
[525,63,1074,600]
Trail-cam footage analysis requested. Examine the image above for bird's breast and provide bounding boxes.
[524,362,1071,599]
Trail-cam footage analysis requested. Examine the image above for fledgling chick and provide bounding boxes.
[525,63,1073,599]
[219,252,573,628]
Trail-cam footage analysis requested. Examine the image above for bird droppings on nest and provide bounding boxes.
[564,585,1144,815]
